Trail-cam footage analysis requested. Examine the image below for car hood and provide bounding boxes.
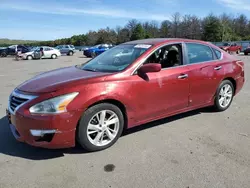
[0,48,7,51]
[17,66,111,93]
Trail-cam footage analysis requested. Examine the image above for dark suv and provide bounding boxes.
[0,45,30,57]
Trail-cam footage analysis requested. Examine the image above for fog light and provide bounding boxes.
[30,129,56,136]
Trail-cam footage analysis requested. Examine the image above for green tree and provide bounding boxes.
[117,28,130,44]
[159,20,171,37]
[202,14,222,42]
[130,24,145,40]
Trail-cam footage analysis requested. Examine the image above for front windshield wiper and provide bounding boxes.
[82,68,98,72]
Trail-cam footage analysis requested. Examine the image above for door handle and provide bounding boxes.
[214,66,222,70]
[178,74,188,79]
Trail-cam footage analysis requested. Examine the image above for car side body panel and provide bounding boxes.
[6,38,245,149]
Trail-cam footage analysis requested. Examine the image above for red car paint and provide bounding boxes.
[219,42,242,53]
[6,38,245,149]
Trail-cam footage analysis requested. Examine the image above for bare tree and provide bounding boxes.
[170,12,181,37]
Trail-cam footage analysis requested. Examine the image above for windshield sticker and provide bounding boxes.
[134,44,152,49]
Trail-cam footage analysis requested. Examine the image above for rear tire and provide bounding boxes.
[68,51,73,56]
[236,49,240,54]
[244,52,248,55]
[77,103,124,152]
[213,80,234,112]
[51,54,57,59]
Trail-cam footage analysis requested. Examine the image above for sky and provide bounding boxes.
[0,0,250,40]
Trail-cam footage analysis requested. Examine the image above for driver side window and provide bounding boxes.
[143,43,183,69]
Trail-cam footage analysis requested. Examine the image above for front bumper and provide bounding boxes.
[83,50,91,57]
[6,108,79,149]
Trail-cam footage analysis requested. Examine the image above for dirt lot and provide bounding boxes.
[0,51,249,188]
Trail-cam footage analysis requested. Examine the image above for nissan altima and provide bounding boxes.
[6,38,245,152]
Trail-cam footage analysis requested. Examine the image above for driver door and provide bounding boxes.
[128,43,190,122]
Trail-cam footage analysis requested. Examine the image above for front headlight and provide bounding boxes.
[29,92,79,114]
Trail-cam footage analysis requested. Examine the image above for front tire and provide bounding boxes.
[27,55,33,60]
[77,103,124,152]
[244,52,248,55]
[214,80,234,112]
[1,52,7,57]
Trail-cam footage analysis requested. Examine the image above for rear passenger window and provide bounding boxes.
[213,49,222,59]
[186,43,214,64]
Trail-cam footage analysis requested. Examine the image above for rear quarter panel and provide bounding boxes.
[220,53,245,95]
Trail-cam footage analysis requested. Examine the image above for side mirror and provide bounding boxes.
[138,63,161,74]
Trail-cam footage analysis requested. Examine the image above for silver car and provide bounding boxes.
[23,46,61,60]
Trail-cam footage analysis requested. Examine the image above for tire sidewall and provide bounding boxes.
[215,80,234,111]
[1,52,7,57]
[27,55,32,60]
[52,54,57,59]
[77,103,124,152]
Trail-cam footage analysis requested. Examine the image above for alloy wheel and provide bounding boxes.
[87,110,119,147]
[218,84,233,108]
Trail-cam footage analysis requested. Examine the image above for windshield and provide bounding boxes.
[31,47,39,51]
[79,44,152,72]
[56,45,62,49]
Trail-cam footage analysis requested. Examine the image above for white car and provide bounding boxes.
[23,46,61,60]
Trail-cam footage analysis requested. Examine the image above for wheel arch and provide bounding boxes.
[223,77,236,95]
[86,99,128,130]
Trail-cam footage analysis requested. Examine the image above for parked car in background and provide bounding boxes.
[83,44,113,58]
[244,47,250,55]
[22,46,61,60]
[219,42,242,54]
[56,45,76,56]
[243,42,250,55]
[79,46,91,51]
[6,38,245,152]
[0,45,30,57]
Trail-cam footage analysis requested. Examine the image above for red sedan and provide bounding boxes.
[6,38,245,151]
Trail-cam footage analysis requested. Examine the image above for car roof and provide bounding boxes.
[124,38,211,45]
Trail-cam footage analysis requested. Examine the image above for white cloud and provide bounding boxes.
[0,2,170,21]
[216,0,250,11]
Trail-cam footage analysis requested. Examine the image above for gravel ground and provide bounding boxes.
[0,52,249,188]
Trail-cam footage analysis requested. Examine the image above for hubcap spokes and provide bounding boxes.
[87,110,119,146]
[219,84,233,108]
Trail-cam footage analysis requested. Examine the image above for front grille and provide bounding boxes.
[8,89,37,114]
[9,95,29,112]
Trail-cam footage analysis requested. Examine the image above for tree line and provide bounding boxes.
[3,12,250,47]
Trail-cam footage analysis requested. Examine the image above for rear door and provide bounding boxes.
[184,42,224,107]
[43,47,52,58]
